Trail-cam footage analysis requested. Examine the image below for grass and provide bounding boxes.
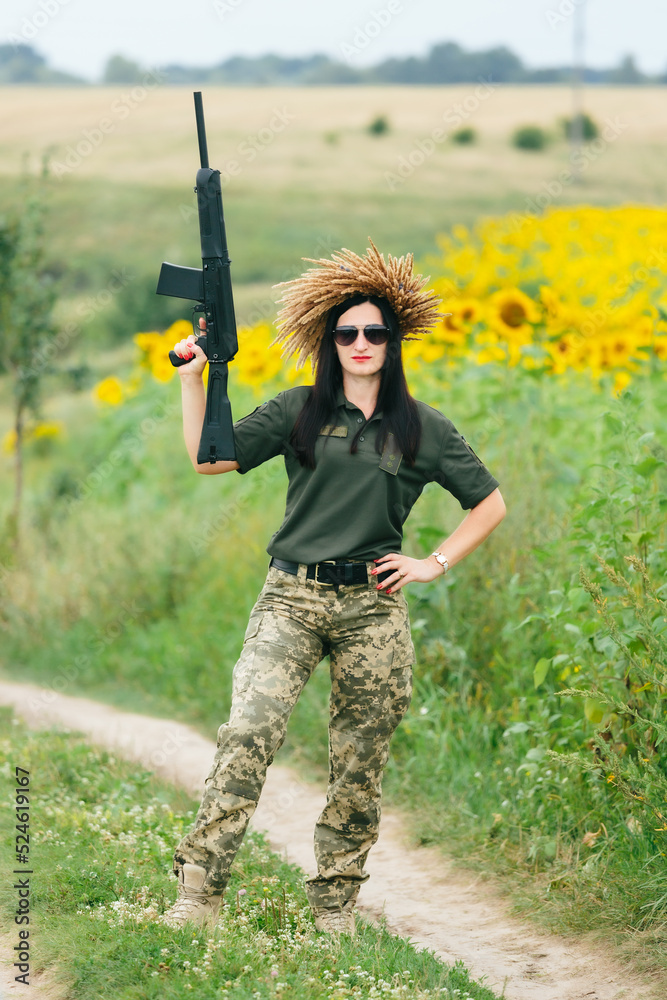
[0,707,501,999]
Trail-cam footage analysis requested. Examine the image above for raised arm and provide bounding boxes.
[173,330,239,475]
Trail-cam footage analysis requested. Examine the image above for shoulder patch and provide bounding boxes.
[319,425,348,438]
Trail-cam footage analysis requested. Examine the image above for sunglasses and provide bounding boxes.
[333,324,390,346]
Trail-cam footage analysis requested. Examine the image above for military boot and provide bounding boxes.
[160,863,222,929]
[312,899,356,937]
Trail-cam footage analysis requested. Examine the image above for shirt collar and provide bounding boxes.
[335,386,383,421]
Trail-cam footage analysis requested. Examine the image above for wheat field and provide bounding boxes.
[1,84,665,201]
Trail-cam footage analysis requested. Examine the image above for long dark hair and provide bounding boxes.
[290,294,421,469]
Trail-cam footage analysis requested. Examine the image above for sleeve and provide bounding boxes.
[431,420,500,509]
[233,392,288,474]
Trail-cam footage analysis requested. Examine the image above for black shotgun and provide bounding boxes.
[156,91,238,463]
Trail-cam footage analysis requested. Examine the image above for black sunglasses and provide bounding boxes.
[333,324,390,346]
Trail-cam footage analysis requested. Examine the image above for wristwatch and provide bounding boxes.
[431,551,449,575]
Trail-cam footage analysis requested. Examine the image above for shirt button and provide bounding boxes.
[360,436,365,442]
[357,417,363,423]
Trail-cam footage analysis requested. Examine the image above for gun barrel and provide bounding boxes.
[194,91,209,169]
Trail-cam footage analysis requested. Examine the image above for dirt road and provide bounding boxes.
[0,681,657,1000]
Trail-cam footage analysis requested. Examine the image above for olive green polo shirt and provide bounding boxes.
[233,385,499,565]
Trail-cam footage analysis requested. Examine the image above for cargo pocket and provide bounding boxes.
[228,615,263,719]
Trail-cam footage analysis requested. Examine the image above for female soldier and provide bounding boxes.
[162,241,506,936]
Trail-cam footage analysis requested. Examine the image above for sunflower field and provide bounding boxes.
[114,206,667,403]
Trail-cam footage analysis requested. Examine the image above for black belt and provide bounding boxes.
[269,557,392,588]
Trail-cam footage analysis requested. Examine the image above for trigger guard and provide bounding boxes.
[191,304,206,339]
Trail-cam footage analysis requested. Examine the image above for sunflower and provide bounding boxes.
[488,288,540,339]
[600,332,637,371]
[546,332,585,375]
[93,376,124,406]
[613,371,632,396]
[235,323,284,391]
[652,336,667,361]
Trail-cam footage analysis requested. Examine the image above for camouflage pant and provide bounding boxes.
[173,561,414,910]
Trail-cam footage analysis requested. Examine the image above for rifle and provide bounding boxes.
[156,91,238,463]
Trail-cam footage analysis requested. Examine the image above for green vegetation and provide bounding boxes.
[0,354,665,985]
[0,710,499,998]
[2,42,663,87]
[511,125,549,151]
[560,112,599,142]
[366,115,391,137]
[0,44,83,85]
[0,176,58,544]
[450,128,476,145]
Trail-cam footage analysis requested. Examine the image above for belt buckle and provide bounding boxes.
[316,560,338,586]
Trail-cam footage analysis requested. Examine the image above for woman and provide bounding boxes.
[162,242,506,936]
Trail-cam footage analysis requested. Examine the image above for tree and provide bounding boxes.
[0,175,57,548]
[0,43,83,84]
[608,55,646,85]
[102,54,145,84]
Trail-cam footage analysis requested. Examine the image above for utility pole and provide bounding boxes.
[571,0,586,182]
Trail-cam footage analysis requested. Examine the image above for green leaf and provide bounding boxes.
[515,614,544,629]
[526,746,547,762]
[543,839,558,861]
[624,530,653,547]
[504,721,531,736]
[568,587,589,611]
[533,658,551,689]
[584,698,607,724]
[603,413,622,434]
[552,653,571,667]
[634,456,663,478]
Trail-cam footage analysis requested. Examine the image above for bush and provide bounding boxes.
[367,114,390,136]
[560,112,599,142]
[451,127,476,145]
[511,125,549,151]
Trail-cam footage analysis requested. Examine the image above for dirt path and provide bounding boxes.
[0,680,657,1000]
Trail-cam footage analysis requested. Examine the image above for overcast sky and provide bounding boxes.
[3,0,666,80]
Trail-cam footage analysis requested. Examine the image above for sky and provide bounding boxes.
[2,0,666,81]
